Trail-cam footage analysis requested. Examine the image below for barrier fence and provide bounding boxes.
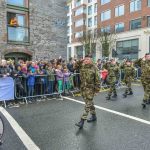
[0,68,141,107]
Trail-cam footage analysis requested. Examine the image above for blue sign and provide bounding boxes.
[0,77,14,101]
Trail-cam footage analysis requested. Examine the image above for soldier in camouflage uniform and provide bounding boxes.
[120,59,135,98]
[103,59,119,100]
[74,55,100,129]
[134,53,150,108]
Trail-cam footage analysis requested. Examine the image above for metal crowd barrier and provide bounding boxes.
[14,73,81,103]
[0,68,142,107]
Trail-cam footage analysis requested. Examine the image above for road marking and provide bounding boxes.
[0,107,40,150]
[63,97,150,126]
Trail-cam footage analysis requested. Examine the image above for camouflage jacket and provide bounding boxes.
[120,64,135,79]
[103,63,119,79]
[134,59,150,79]
[74,61,100,89]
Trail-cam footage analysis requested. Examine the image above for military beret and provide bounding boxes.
[145,53,150,55]
[85,54,92,58]
[126,59,132,62]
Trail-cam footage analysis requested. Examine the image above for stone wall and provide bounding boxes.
[0,0,67,60]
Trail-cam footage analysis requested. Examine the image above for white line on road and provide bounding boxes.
[0,107,40,150]
[63,97,150,126]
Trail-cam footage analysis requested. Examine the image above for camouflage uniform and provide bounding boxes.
[103,62,119,99]
[134,59,150,104]
[75,61,100,120]
[120,63,135,96]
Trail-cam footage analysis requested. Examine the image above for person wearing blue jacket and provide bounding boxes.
[27,70,35,98]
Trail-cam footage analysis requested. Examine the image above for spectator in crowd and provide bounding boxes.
[27,70,36,101]
[67,57,74,73]
[63,66,71,95]
[55,65,63,93]
[46,64,55,94]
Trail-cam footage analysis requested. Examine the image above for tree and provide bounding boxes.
[78,30,97,56]
[97,29,117,58]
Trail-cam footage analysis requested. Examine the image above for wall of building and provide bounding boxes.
[0,0,67,60]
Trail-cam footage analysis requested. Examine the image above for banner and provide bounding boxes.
[0,77,14,101]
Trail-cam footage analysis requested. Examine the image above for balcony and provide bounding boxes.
[7,25,29,44]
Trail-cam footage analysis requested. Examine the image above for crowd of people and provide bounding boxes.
[0,55,142,105]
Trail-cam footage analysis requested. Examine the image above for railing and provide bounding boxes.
[0,68,141,107]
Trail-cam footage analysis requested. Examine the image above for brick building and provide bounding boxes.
[67,0,150,60]
[0,0,67,61]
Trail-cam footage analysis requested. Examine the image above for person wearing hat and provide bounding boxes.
[74,55,100,129]
[103,58,119,100]
[120,59,135,98]
[134,53,150,108]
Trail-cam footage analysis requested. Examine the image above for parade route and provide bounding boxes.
[1,85,150,150]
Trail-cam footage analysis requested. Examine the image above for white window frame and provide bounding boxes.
[101,9,111,21]
[115,5,124,17]
[130,0,141,13]
[101,0,111,5]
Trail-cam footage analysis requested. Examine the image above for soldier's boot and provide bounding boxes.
[123,93,127,98]
[75,119,84,129]
[142,100,147,109]
[106,95,111,100]
[148,99,150,105]
[87,114,97,123]
[112,93,117,98]
[128,91,133,95]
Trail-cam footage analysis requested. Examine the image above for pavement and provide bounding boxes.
[1,85,150,150]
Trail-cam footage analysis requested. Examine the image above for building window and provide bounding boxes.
[88,0,92,3]
[75,32,83,38]
[88,5,92,15]
[101,26,111,32]
[115,5,124,17]
[7,0,28,7]
[76,46,83,59]
[7,11,29,43]
[115,23,124,33]
[101,0,110,5]
[130,0,141,12]
[130,18,141,30]
[88,17,92,27]
[101,10,111,21]
[148,0,150,7]
[148,16,150,27]
[94,16,97,26]
[75,0,81,7]
[116,39,139,60]
[75,7,86,16]
[94,3,97,13]
[75,19,84,27]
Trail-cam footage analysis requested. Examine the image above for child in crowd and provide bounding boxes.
[27,70,36,101]
[55,65,63,93]
[46,64,55,94]
[63,66,71,94]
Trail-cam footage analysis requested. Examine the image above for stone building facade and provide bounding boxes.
[0,0,67,61]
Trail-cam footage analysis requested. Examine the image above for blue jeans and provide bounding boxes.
[48,81,54,94]
[28,85,34,96]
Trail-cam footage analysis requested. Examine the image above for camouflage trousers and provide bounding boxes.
[141,78,150,101]
[124,77,132,94]
[107,77,117,96]
[81,87,96,120]
[141,77,146,92]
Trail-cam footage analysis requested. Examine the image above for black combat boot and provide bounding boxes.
[123,93,127,98]
[112,93,117,98]
[106,95,111,100]
[87,114,97,122]
[128,91,133,95]
[75,119,84,129]
[142,100,147,109]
